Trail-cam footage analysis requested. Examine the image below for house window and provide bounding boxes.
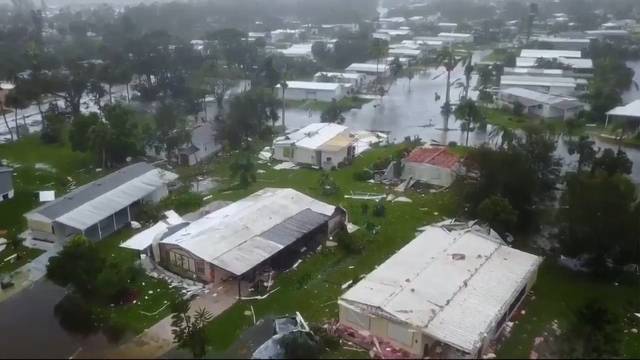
[196,260,205,275]
[170,251,196,273]
[283,147,294,159]
[326,157,332,162]
[2,193,8,200]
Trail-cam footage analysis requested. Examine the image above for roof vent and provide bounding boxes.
[451,253,466,261]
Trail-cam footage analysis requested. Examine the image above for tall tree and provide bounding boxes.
[436,47,467,121]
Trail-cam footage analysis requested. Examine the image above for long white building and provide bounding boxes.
[276,81,348,102]
[339,221,542,358]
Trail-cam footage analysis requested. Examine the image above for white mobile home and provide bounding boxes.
[123,188,345,286]
[279,43,314,59]
[531,36,591,51]
[500,75,588,96]
[520,49,582,59]
[339,221,542,358]
[437,22,458,32]
[437,32,474,43]
[605,99,640,128]
[345,63,391,79]
[498,88,586,120]
[273,123,355,169]
[24,163,178,242]
[276,81,347,102]
[516,57,594,72]
[313,72,366,90]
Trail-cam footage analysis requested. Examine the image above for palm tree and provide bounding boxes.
[5,92,28,140]
[489,124,515,149]
[370,38,389,79]
[463,58,474,99]
[279,80,288,130]
[454,99,483,146]
[436,48,468,119]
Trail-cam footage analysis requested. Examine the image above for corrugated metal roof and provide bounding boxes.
[340,221,541,354]
[214,209,329,275]
[607,99,640,117]
[274,123,352,151]
[314,72,365,80]
[160,188,337,276]
[516,57,593,69]
[404,147,460,169]
[27,163,178,229]
[520,49,582,58]
[346,63,390,73]
[276,81,342,91]
[500,87,579,106]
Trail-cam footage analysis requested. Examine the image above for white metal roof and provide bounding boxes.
[314,72,365,80]
[389,48,422,57]
[160,188,337,275]
[504,67,565,76]
[340,221,541,354]
[606,99,640,118]
[377,29,412,36]
[346,63,390,73]
[500,75,585,88]
[54,168,178,230]
[437,32,473,38]
[273,122,351,150]
[520,49,582,59]
[279,44,313,57]
[516,57,593,69]
[500,88,581,107]
[276,81,342,91]
[532,36,590,44]
[120,211,185,251]
[585,29,630,37]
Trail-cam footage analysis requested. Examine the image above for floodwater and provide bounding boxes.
[0,280,113,359]
[284,50,640,183]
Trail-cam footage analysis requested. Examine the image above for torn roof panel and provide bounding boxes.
[404,147,460,169]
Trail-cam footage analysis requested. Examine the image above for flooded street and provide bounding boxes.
[0,280,112,359]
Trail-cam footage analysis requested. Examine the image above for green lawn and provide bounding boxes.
[0,245,44,274]
[0,136,97,236]
[498,262,640,359]
[93,229,180,335]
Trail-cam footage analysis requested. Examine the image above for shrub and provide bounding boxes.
[353,169,374,182]
[371,156,392,171]
[372,200,386,217]
[513,101,525,116]
[336,229,365,254]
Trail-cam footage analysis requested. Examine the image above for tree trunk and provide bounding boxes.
[445,70,452,109]
[37,101,45,131]
[281,87,286,130]
[126,83,130,103]
[14,109,20,139]
[203,97,208,122]
[22,115,27,129]
[108,84,113,104]
[101,147,106,169]
[2,112,13,142]
[466,121,471,146]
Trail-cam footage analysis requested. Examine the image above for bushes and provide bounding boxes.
[336,229,365,254]
[353,169,374,182]
[319,173,340,196]
[372,200,386,217]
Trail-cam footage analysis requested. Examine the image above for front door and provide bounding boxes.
[315,150,322,167]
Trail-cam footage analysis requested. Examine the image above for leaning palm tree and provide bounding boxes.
[279,80,288,130]
[454,99,483,146]
[436,48,468,118]
[463,58,474,99]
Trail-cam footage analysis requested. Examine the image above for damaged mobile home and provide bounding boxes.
[121,188,346,291]
[338,221,542,358]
